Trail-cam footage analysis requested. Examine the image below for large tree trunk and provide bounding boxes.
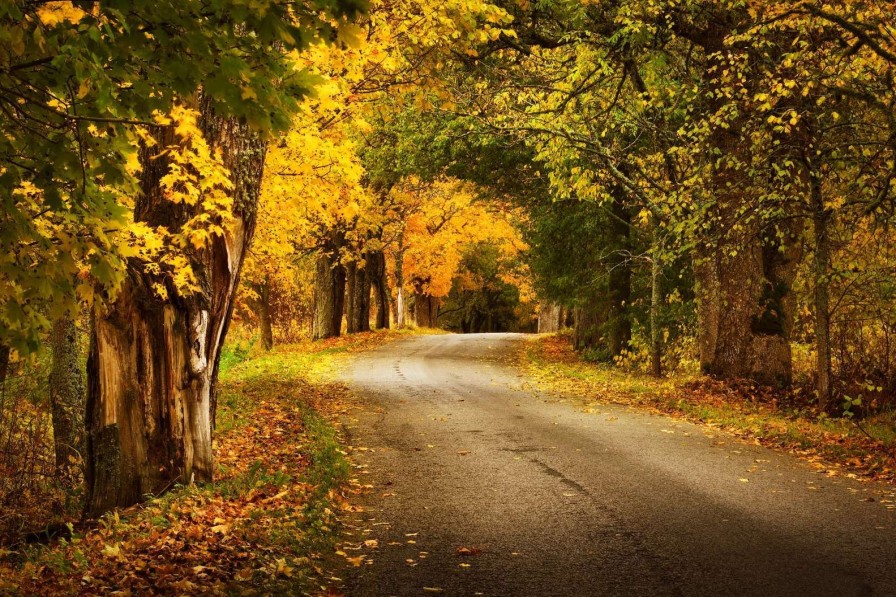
[256,276,273,351]
[694,103,797,385]
[85,102,266,517]
[49,315,84,472]
[537,303,563,333]
[312,244,346,340]
[368,250,390,329]
[684,19,798,387]
[413,292,438,328]
[346,258,371,334]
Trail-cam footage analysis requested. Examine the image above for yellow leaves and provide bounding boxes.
[35,2,86,26]
[210,523,231,535]
[101,543,124,561]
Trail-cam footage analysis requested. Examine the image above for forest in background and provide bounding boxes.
[2,0,896,567]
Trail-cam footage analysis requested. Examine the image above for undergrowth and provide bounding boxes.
[0,329,402,595]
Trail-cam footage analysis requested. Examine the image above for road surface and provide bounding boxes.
[336,333,896,596]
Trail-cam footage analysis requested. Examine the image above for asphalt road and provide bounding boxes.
[336,333,896,596]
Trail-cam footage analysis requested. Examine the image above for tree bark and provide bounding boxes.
[680,17,799,387]
[650,249,663,377]
[573,301,604,352]
[85,101,266,517]
[49,315,84,472]
[395,232,407,329]
[312,242,346,340]
[346,258,371,334]
[345,261,357,333]
[368,250,390,329]
[811,177,833,410]
[606,195,632,358]
[256,276,273,351]
[413,292,438,328]
[0,343,9,387]
[538,303,563,333]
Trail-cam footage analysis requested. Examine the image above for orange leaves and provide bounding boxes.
[0,341,373,596]
[391,176,527,299]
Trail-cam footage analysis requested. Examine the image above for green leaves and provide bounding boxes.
[0,0,367,353]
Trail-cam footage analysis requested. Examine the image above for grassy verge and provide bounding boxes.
[526,334,896,486]
[0,330,401,596]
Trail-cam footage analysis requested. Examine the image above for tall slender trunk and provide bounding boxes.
[811,176,833,410]
[650,249,663,377]
[395,232,407,328]
[257,276,273,351]
[49,315,84,472]
[573,300,604,352]
[345,261,357,333]
[368,250,390,329]
[85,101,266,517]
[606,195,632,357]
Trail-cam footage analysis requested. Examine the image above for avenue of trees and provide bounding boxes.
[2,0,896,530]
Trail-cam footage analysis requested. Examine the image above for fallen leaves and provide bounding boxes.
[524,334,896,485]
[0,343,364,596]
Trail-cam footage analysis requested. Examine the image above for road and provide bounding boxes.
[336,333,896,596]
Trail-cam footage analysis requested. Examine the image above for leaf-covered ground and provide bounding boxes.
[525,334,896,491]
[0,330,407,596]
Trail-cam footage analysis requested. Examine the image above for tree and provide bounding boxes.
[48,313,83,473]
[80,1,366,516]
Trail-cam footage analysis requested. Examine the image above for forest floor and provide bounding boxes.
[525,333,896,486]
[0,329,418,596]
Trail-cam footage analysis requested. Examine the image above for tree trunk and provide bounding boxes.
[811,178,833,410]
[606,195,632,357]
[0,343,9,387]
[688,24,798,387]
[368,250,390,329]
[49,315,84,472]
[538,303,563,333]
[573,301,604,352]
[345,261,357,333]
[85,101,266,517]
[413,293,438,328]
[395,233,407,329]
[346,259,371,334]
[650,250,663,377]
[312,245,346,340]
[257,276,273,351]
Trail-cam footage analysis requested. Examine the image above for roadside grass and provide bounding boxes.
[0,329,403,596]
[526,334,896,485]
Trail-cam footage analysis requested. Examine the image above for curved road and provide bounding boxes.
[337,333,896,596]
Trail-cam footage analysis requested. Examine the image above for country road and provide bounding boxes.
[336,333,896,596]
